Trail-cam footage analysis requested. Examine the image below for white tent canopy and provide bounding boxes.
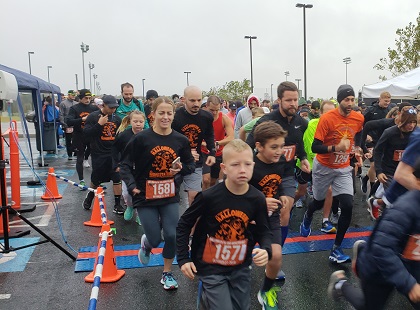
[362,67,420,99]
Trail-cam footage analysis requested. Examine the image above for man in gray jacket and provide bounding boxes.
[59,90,77,159]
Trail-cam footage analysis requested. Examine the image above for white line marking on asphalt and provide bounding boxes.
[0,294,11,299]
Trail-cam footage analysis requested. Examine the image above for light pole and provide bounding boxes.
[295,78,302,97]
[93,74,98,94]
[142,78,146,100]
[343,57,351,84]
[96,82,101,95]
[80,42,89,89]
[88,62,95,91]
[47,66,52,83]
[270,84,274,103]
[28,51,34,75]
[296,3,313,100]
[284,71,290,81]
[184,71,191,86]
[244,36,257,93]
[75,74,79,90]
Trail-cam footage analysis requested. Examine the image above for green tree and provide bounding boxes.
[374,13,420,80]
[204,79,252,101]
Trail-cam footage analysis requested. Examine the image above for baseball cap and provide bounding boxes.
[68,90,77,95]
[79,89,92,98]
[229,102,237,110]
[102,95,119,108]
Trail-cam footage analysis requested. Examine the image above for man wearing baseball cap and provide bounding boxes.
[66,89,99,188]
[82,95,124,214]
[59,90,78,159]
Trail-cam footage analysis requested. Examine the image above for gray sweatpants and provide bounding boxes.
[199,267,251,310]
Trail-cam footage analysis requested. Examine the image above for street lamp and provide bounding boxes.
[93,74,98,94]
[47,66,52,83]
[284,71,290,81]
[295,78,302,97]
[296,3,313,100]
[28,51,34,75]
[96,81,101,95]
[75,74,79,90]
[88,62,95,91]
[244,36,257,93]
[142,78,146,100]
[343,57,351,84]
[270,84,274,103]
[184,71,191,86]
[80,42,89,89]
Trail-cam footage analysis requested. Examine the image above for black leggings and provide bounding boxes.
[307,194,353,246]
[65,132,73,157]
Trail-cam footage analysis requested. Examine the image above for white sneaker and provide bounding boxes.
[83,160,90,168]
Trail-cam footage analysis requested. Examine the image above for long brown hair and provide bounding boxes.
[116,110,146,134]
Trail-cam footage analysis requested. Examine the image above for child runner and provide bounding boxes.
[120,97,195,290]
[177,139,272,310]
[328,158,420,309]
[112,110,146,224]
[249,121,288,309]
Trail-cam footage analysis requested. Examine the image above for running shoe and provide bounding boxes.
[124,206,134,221]
[138,234,151,265]
[330,212,339,225]
[257,286,280,310]
[327,270,347,301]
[329,246,351,264]
[79,180,87,191]
[367,197,381,220]
[352,240,366,278]
[321,221,337,234]
[161,272,179,290]
[294,198,304,208]
[299,212,312,237]
[135,214,142,226]
[82,192,94,210]
[275,270,286,281]
[113,204,125,215]
[83,160,90,168]
[360,175,368,194]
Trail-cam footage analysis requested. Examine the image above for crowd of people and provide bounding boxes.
[55,81,420,309]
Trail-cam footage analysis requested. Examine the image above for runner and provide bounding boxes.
[172,85,216,205]
[112,110,146,223]
[328,158,420,309]
[66,89,99,189]
[115,82,149,128]
[299,84,364,263]
[177,139,272,309]
[120,96,195,290]
[247,81,311,256]
[201,96,234,190]
[82,95,123,214]
[249,121,288,309]
[295,100,338,234]
[234,94,260,138]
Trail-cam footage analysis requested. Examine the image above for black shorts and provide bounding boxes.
[202,155,223,179]
[248,211,281,245]
[91,154,121,186]
[295,167,312,185]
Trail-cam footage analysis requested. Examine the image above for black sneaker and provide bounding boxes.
[83,191,94,210]
[113,204,125,214]
[361,175,369,194]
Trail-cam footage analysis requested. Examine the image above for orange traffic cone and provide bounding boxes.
[41,167,62,200]
[84,187,114,227]
[85,223,125,283]
[0,210,10,235]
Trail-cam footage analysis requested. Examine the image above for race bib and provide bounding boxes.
[402,234,420,261]
[65,127,74,133]
[330,152,349,165]
[145,179,175,200]
[393,150,404,162]
[283,145,296,162]
[202,236,248,266]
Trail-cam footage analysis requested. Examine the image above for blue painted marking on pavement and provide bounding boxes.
[0,238,40,272]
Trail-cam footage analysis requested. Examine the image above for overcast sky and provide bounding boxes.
[2,0,419,100]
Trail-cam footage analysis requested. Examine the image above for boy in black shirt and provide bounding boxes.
[177,139,272,310]
[82,95,123,214]
[249,121,289,309]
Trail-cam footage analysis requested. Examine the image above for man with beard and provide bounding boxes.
[116,82,149,128]
[247,81,311,276]
[299,84,364,264]
[172,86,216,205]
[59,90,77,159]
